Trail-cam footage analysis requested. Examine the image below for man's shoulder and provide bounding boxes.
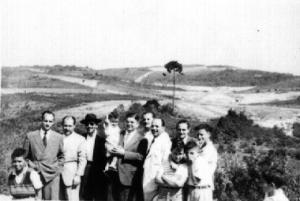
[51,130,63,139]
[74,132,85,141]
[26,130,39,138]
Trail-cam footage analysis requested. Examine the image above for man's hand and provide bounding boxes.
[111,147,125,156]
[72,175,81,189]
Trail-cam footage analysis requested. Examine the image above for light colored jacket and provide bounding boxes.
[61,132,87,186]
[143,131,171,192]
[23,130,64,183]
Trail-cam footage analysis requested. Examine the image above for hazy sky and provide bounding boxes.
[1,0,300,74]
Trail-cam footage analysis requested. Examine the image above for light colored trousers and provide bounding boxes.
[42,175,60,200]
[62,184,80,201]
[187,188,213,201]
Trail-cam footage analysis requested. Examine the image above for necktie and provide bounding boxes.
[146,137,156,155]
[43,130,48,147]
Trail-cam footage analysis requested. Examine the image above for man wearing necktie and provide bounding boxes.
[110,112,148,201]
[23,110,64,200]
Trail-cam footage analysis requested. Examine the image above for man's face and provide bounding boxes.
[177,123,190,140]
[110,118,119,128]
[151,119,164,137]
[197,129,211,145]
[142,113,154,129]
[186,147,200,162]
[42,113,54,131]
[86,121,98,135]
[126,117,138,132]
[171,149,185,163]
[12,156,26,173]
[63,118,75,136]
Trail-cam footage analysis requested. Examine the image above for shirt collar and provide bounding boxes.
[11,166,28,176]
[40,128,51,138]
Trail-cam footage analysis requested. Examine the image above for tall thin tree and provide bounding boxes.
[164,61,183,111]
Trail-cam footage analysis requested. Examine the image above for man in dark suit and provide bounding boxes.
[23,110,64,200]
[111,112,148,201]
[80,113,108,201]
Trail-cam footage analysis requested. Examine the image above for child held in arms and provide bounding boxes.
[8,148,43,201]
[261,172,289,201]
[155,140,188,201]
[185,140,212,201]
[103,111,121,172]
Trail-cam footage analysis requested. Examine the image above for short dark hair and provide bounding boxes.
[194,123,213,133]
[11,148,27,160]
[171,139,185,153]
[176,119,190,129]
[62,116,76,125]
[262,172,286,188]
[108,111,119,121]
[42,110,55,120]
[184,140,199,153]
[125,112,140,122]
[142,111,156,119]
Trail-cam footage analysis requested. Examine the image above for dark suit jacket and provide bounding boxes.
[117,130,148,186]
[23,129,64,183]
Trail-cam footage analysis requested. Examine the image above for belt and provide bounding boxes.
[160,186,182,190]
[187,185,211,189]
[13,195,35,199]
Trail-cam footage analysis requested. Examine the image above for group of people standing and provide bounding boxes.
[8,108,290,201]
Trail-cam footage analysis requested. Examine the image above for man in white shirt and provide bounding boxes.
[60,116,87,201]
[143,118,172,201]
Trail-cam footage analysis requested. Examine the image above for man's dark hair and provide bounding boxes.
[42,110,55,120]
[194,123,213,133]
[11,148,27,160]
[125,112,140,122]
[108,111,119,121]
[262,172,286,188]
[62,116,76,125]
[176,119,190,129]
[184,140,199,153]
[171,139,185,153]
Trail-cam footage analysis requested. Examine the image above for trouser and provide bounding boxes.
[186,188,212,201]
[42,175,60,200]
[80,162,108,201]
[60,181,80,201]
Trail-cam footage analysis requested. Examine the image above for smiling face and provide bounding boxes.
[12,156,26,173]
[42,113,54,131]
[197,129,211,145]
[63,117,75,136]
[186,146,200,162]
[151,118,164,137]
[126,117,139,132]
[177,123,190,140]
[171,149,185,163]
[142,113,154,130]
[86,121,98,135]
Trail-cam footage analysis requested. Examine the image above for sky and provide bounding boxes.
[1,0,300,75]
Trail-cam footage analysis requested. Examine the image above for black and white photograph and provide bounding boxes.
[1,0,300,200]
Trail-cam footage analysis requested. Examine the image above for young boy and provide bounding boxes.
[8,148,43,201]
[155,140,188,201]
[103,111,121,172]
[185,140,212,201]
